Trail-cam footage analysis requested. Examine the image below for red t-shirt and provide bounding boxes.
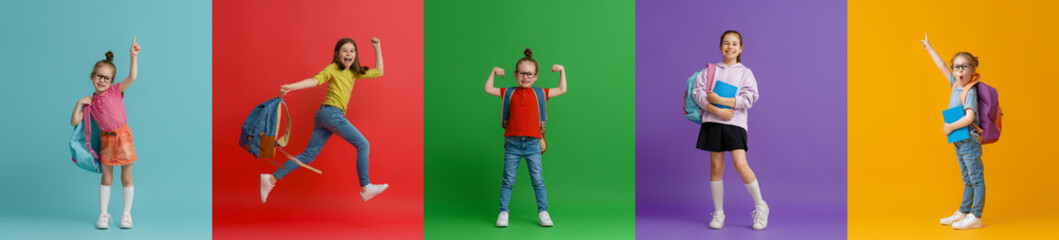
[500,87,549,138]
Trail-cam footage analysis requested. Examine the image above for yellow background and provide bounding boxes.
[850,0,1059,239]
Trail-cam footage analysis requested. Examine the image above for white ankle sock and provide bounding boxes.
[744,180,767,207]
[710,180,724,213]
[99,185,111,214]
[122,186,134,214]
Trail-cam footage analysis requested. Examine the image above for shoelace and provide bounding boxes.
[751,210,767,224]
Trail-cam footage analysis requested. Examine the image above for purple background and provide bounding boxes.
[635,0,847,239]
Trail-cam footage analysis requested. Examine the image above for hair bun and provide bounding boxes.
[104,51,114,62]
[523,48,533,58]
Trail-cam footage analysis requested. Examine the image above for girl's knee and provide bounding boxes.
[121,176,134,187]
[356,141,370,151]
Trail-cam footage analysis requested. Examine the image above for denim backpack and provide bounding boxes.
[684,63,716,124]
[239,97,321,174]
[502,87,547,153]
[70,106,102,174]
[954,74,1003,144]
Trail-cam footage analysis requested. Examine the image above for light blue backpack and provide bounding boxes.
[683,63,716,123]
[70,106,102,174]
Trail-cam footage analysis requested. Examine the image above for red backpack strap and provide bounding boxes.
[82,105,99,159]
[705,63,717,92]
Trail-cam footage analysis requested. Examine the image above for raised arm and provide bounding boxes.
[279,78,321,97]
[119,36,140,92]
[921,33,953,82]
[70,96,91,126]
[484,67,504,97]
[371,37,384,76]
[547,64,567,98]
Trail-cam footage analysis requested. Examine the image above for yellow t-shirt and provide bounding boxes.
[314,63,381,112]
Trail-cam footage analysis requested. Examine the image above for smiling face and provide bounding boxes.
[719,32,743,63]
[91,65,115,93]
[515,61,538,88]
[338,42,357,69]
[951,54,977,84]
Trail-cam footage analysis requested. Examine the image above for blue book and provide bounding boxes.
[712,80,738,109]
[943,105,970,143]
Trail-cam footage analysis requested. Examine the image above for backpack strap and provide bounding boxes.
[280,149,322,174]
[951,73,985,137]
[502,87,517,128]
[275,100,291,147]
[531,87,547,131]
[82,105,99,159]
[705,63,717,93]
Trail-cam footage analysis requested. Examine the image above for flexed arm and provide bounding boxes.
[921,33,953,82]
[484,67,504,97]
[548,64,567,98]
[119,36,140,92]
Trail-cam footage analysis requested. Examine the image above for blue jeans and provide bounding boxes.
[498,136,548,213]
[954,138,985,217]
[273,105,371,186]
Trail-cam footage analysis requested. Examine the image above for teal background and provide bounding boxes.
[424,0,636,239]
[0,0,212,238]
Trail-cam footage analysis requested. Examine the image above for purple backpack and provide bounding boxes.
[954,75,1003,144]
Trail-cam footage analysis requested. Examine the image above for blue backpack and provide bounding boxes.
[683,63,716,124]
[239,97,321,174]
[70,106,102,174]
[502,87,548,153]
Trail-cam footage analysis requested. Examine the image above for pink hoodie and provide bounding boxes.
[691,62,759,131]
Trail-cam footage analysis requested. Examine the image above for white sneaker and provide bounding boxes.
[119,212,133,229]
[538,211,554,227]
[939,211,967,225]
[952,214,982,230]
[95,213,112,229]
[360,183,389,202]
[496,211,509,227]
[751,205,769,230]
[708,211,725,229]
[260,174,275,204]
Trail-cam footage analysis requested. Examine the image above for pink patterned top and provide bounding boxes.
[89,84,128,131]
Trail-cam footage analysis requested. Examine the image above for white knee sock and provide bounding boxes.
[710,180,724,213]
[744,180,767,208]
[99,185,111,214]
[123,186,134,214]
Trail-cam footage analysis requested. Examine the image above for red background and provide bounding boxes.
[212,0,423,239]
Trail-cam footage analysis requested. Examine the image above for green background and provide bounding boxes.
[424,0,636,239]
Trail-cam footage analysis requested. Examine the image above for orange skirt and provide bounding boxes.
[100,125,137,166]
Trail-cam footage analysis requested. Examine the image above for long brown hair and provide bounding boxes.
[332,38,368,75]
[720,30,743,63]
[90,51,116,81]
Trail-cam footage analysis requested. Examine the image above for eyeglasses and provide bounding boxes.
[952,64,974,72]
[93,72,112,82]
[517,71,537,77]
